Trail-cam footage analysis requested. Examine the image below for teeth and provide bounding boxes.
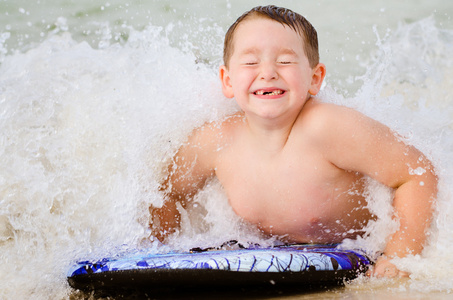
[255,90,283,96]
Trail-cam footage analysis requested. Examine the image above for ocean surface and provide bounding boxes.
[1,0,453,299]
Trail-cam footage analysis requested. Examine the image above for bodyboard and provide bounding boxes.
[68,244,371,292]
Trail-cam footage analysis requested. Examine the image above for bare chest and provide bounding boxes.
[216,149,340,214]
[214,149,367,242]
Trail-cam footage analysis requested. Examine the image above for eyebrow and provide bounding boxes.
[279,48,297,56]
[238,48,259,56]
[238,47,298,56]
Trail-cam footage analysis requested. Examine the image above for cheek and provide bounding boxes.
[231,70,254,91]
[285,69,310,90]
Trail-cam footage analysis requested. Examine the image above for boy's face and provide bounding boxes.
[220,17,325,123]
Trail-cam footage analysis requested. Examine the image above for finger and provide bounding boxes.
[398,270,410,278]
[383,266,398,278]
[365,265,374,277]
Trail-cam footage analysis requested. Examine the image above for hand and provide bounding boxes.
[366,256,409,278]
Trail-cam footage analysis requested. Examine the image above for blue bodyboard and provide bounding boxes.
[68,244,371,292]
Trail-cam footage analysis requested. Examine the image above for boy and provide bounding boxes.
[149,5,437,278]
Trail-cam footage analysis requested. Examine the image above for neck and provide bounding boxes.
[241,96,312,155]
[244,112,299,156]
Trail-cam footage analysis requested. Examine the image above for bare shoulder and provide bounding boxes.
[296,98,371,141]
[303,98,367,121]
[181,112,244,167]
[188,112,243,148]
[297,98,432,188]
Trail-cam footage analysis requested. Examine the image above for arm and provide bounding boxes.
[149,126,217,242]
[313,103,437,276]
[372,147,437,277]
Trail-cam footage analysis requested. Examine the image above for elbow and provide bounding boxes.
[425,162,439,200]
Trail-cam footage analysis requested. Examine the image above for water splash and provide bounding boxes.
[0,13,453,300]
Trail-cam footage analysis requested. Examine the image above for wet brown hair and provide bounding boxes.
[223,5,319,68]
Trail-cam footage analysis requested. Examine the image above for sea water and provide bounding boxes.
[0,0,453,299]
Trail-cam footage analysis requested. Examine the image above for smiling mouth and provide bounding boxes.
[254,89,284,96]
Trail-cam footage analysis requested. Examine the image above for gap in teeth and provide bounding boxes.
[256,90,283,95]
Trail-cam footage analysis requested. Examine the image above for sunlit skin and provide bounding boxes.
[150,17,437,278]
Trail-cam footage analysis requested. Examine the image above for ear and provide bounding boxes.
[219,65,234,98]
[308,63,326,96]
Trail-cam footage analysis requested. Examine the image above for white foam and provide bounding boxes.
[0,12,453,300]
[335,18,453,294]
[0,25,236,298]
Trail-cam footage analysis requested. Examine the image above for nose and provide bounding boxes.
[259,62,278,81]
